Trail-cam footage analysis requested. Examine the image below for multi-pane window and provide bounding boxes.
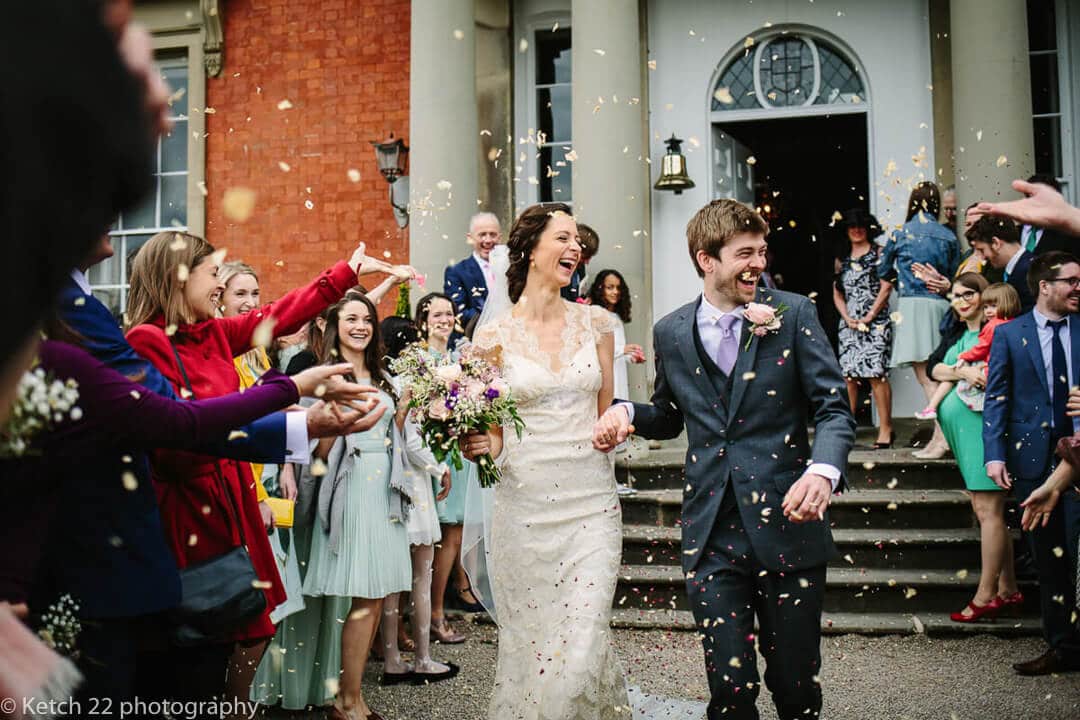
[535,27,572,202]
[712,35,865,112]
[92,57,189,315]
[1027,0,1066,192]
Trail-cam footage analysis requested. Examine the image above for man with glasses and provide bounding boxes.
[967,214,1034,312]
[984,250,1080,676]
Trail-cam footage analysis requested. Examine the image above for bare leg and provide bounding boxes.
[912,361,937,402]
[225,639,268,719]
[337,597,382,719]
[997,520,1019,598]
[845,379,860,415]
[410,544,449,674]
[921,381,952,413]
[380,593,410,674]
[869,377,894,443]
[431,524,462,625]
[453,556,476,604]
[957,492,1011,617]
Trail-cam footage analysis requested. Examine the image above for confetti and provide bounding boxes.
[228,430,249,441]
[453,29,465,40]
[121,472,138,491]
[347,169,361,183]
[278,161,291,172]
[222,187,257,222]
[176,264,190,282]
[436,180,453,191]
[277,99,293,110]
[252,316,277,349]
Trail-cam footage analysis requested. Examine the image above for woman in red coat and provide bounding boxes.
[125,231,377,708]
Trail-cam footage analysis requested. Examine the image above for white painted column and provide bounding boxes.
[950,0,1034,213]
[409,0,481,291]
[571,0,650,398]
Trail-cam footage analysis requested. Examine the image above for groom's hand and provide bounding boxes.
[782,473,832,523]
[593,406,633,453]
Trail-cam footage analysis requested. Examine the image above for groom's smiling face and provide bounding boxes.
[698,232,769,308]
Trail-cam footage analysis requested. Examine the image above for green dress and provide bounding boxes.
[938,329,998,491]
[251,389,411,709]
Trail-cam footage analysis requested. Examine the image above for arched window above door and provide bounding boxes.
[712,34,865,112]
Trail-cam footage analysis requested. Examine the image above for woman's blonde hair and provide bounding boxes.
[126,231,215,329]
[981,282,1022,321]
[218,261,258,291]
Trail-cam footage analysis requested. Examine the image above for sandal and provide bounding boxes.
[430,617,466,644]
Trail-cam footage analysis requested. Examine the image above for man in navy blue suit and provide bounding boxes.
[967,214,1035,312]
[444,212,501,334]
[985,250,1080,675]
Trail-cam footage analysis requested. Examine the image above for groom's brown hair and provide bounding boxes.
[686,199,769,277]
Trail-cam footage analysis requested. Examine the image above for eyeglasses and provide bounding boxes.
[950,290,978,302]
[1047,276,1080,289]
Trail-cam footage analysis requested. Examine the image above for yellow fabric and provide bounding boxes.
[234,347,273,497]
[264,498,295,528]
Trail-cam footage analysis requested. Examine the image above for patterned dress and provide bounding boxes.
[836,250,893,379]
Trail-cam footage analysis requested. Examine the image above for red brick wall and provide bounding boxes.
[205,0,410,316]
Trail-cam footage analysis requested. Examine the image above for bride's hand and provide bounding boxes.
[461,428,502,460]
[593,406,633,453]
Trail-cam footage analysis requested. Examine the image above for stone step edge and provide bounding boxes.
[621,488,972,507]
[618,449,957,471]
[623,524,984,544]
[609,609,1042,636]
[616,565,1035,589]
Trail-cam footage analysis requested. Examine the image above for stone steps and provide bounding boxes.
[614,564,1039,614]
[610,608,1043,637]
[621,488,976,529]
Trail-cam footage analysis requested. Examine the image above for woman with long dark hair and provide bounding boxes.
[587,269,645,402]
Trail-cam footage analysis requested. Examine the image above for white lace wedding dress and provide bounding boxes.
[472,301,629,720]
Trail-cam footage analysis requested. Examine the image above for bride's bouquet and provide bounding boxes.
[390,342,524,488]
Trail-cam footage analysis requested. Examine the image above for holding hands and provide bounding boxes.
[593,405,633,453]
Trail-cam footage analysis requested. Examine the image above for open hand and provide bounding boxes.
[1020,482,1061,531]
[911,262,950,294]
[1067,387,1080,416]
[593,405,633,453]
[292,363,377,403]
[782,473,832,523]
[978,180,1080,235]
[305,398,386,438]
[625,344,646,364]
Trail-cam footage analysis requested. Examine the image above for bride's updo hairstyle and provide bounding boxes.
[506,202,573,303]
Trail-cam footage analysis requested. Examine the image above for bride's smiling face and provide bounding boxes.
[529,212,581,289]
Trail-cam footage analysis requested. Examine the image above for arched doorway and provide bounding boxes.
[709,28,872,348]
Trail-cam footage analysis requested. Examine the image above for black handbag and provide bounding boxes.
[165,341,267,646]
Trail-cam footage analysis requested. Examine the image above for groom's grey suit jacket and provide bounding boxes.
[630,288,855,574]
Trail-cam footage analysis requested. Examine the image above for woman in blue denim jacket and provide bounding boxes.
[878,181,959,407]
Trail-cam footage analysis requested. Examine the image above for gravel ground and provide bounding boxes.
[267,624,1080,720]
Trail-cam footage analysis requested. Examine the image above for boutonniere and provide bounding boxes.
[743,302,789,350]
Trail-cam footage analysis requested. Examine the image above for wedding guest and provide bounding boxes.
[980,179,1080,238]
[984,251,1080,675]
[833,208,894,449]
[415,292,483,637]
[925,275,1023,623]
[300,292,415,720]
[966,214,1034,312]
[878,182,958,405]
[382,316,420,361]
[445,212,502,331]
[942,185,958,234]
[561,222,599,301]
[587,270,646,402]
[124,232,373,708]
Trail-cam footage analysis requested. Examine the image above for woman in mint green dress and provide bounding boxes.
[254,292,410,720]
[415,292,481,643]
[932,273,1021,623]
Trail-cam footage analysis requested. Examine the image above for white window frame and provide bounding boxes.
[512,5,572,209]
[1040,0,1077,203]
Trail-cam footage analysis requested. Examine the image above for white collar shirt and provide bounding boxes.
[1032,309,1079,432]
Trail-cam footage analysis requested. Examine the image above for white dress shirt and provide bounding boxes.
[621,295,841,490]
[1033,309,1080,434]
[1020,224,1043,251]
[1003,247,1026,281]
[70,268,92,295]
[473,252,493,286]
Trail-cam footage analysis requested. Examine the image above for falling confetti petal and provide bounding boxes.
[223,187,257,223]
[347,169,361,183]
[121,472,138,491]
[995,155,1008,167]
[277,99,293,110]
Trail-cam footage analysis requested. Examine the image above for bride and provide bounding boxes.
[460,203,629,719]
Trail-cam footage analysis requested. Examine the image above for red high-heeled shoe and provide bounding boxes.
[950,599,1000,623]
[989,591,1025,617]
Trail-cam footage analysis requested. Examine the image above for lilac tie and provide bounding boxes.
[715,314,740,375]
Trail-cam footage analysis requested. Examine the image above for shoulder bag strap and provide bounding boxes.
[168,339,250,549]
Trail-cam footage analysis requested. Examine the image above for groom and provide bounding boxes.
[594,199,855,719]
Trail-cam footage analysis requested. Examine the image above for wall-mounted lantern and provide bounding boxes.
[371,132,409,228]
